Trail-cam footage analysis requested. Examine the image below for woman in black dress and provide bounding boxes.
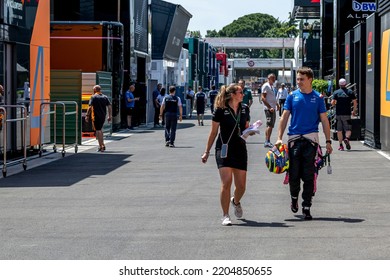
[201,83,250,226]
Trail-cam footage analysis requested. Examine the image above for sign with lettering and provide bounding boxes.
[347,1,376,20]
[352,1,376,12]
[2,0,39,27]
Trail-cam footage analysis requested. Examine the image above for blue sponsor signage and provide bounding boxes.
[352,1,377,12]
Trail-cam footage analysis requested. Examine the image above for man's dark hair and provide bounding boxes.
[169,86,176,93]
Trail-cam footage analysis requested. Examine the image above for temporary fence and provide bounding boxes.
[39,101,78,157]
[0,105,28,177]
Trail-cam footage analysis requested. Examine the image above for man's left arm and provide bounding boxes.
[85,106,91,122]
[85,97,93,122]
[160,98,166,118]
[320,112,333,154]
[178,98,183,121]
[352,99,358,116]
[179,105,183,122]
[107,104,112,122]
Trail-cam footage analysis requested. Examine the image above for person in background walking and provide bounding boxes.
[160,86,182,147]
[209,85,218,114]
[331,78,357,151]
[238,79,253,108]
[24,79,30,113]
[153,83,162,127]
[261,73,279,148]
[195,86,207,126]
[125,84,139,130]
[276,83,288,117]
[186,86,195,118]
[275,67,333,220]
[201,83,250,226]
[85,85,112,152]
[156,87,167,126]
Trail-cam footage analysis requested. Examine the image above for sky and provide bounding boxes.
[168,0,294,36]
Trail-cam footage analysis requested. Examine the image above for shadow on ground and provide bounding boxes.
[0,152,132,188]
[235,219,292,227]
[285,216,365,223]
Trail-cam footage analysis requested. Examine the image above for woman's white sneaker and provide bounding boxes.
[221,215,232,226]
[231,197,243,218]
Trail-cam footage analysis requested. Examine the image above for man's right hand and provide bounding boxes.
[274,139,283,147]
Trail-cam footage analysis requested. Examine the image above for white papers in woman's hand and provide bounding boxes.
[241,120,262,141]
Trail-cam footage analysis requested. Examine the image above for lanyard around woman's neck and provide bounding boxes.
[219,104,241,145]
[228,104,241,124]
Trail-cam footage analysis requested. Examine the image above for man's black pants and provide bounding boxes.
[288,138,317,208]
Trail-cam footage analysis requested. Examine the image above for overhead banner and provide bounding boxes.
[294,0,320,7]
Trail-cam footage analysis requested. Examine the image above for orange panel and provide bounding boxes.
[30,0,50,146]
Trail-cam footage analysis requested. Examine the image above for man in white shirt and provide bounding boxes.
[276,83,288,117]
[261,73,279,148]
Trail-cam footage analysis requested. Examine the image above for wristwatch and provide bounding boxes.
[326,140,332,144]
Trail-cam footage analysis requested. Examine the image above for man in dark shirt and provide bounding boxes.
[208,85,218,114]
[86,85,112,152]
[331,78,357,151]
[195,86,206,126]
[160,86,183,147]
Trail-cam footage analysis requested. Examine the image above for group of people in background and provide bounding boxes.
[85,68,355,226]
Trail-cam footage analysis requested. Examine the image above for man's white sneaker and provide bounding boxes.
[231,197,243,218]
[221,215,232,226]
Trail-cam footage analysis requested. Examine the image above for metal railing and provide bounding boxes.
[0,105,28,177]
[39,101,78,157]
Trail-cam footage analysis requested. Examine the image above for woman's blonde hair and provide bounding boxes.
[214,83,240,109]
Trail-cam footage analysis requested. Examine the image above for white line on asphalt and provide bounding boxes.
[377,151,390,161]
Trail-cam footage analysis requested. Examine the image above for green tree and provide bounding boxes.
[205,29,218,37]
[188,30,201,38]
[201,13,297,59]
[213,13,281,38]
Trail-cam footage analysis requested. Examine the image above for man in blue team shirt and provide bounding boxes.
[275,67,333,220]
[125,84,139,130]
